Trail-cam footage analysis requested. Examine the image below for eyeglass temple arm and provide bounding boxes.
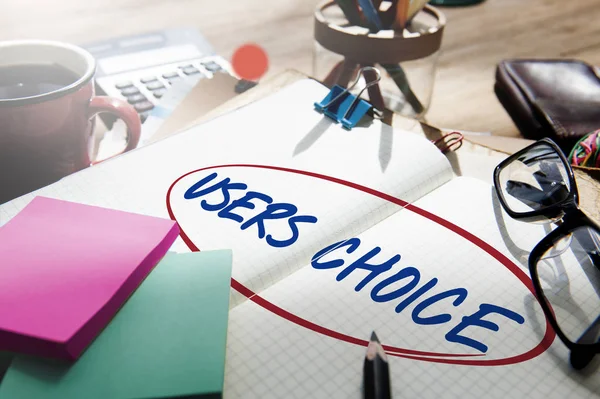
[590,251,600,271]
[523,151,559,163]
[573,228,600,270]
[505,179,569,209]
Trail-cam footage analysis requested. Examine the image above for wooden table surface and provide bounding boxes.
[1,0,599,136]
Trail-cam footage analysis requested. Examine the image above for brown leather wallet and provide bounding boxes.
[495,59,600,153]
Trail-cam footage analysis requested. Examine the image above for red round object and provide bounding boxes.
[231,44,269,81]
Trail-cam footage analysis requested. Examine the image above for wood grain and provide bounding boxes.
[0,0,598,136]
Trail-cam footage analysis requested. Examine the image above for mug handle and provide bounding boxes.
[87,96,141,165]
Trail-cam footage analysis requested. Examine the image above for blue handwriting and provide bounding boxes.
[184,172,318,248]
[311,238,525,353]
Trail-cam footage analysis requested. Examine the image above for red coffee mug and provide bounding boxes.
[0,40,141,204]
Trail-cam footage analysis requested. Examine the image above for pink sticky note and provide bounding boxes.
[0,197,179,360]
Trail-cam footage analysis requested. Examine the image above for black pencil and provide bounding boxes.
[363,331,391,399]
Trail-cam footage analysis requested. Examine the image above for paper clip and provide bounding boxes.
[314,66,383,130]
[432,131,464,154]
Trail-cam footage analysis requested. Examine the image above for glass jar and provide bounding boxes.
[313,2,446,120]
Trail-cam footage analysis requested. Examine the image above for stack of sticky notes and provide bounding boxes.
[0,197,179,360]
[0,197,233,398]
[0,251,232,398]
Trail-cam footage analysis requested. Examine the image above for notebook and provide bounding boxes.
[0,78,597,397]
[0,197,178,360]
[0,250,232,398]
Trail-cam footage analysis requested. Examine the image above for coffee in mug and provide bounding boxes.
[0,40,142,204]
[0,64,80,100]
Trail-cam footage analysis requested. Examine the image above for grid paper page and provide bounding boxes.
[223,177,600,398]
[0,79,452,305]
[170,164,435,304]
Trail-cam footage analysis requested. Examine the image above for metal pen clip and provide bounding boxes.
[314,67,383,129]
[321,66,383,120]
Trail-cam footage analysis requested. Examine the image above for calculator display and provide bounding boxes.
[98,44,203,75]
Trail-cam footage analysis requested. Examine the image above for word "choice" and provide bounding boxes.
[311,238,525,353]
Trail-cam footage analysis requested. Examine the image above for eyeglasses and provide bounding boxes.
[493,138,600,370]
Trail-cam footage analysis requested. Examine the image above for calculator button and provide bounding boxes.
[182,66,200,75]
[162,71,179,79]
[134,101,154,112]
[146,81,165,91]
[120,86,140,96]
[115,80,133,89]
[179,64,194,69]
[153,89,166,99]
[202,62,221,72]
[140,112,150,123]
[126,94,147,104]
[140,76,158,83]
[235,80,258,94]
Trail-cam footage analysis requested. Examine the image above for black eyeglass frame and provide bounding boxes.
[528,208,600,355]
[493,138,579,223]
[493,137,600,366]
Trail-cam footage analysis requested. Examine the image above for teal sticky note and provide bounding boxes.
[0,250,232,399]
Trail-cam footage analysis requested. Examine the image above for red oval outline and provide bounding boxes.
[166,164,556,366]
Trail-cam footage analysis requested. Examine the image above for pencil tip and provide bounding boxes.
[370,331,379,343]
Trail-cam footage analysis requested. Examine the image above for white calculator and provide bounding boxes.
[84,28,233,124]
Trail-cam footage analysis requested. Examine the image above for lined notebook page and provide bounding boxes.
[0,79,452,304]
[224,177,600,398]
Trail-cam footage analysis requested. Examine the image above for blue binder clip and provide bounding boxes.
[314,66,383,130]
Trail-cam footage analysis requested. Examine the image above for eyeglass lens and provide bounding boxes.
[498,143,570,217]
[534,226,600,345]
